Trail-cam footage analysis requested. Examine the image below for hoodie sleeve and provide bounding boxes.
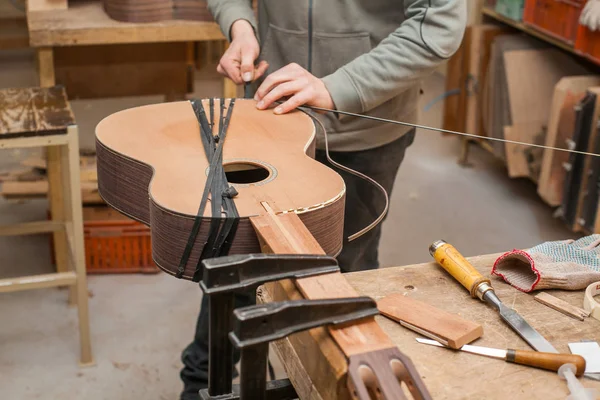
[321,0,467,115]
[207,0,258,41]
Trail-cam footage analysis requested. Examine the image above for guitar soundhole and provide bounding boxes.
[224,162,270,184]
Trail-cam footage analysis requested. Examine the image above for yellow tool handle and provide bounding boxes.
[507,350,586,376]
[429,240,491,298]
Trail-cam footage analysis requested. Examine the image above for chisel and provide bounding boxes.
[416,338,586,376]
[429,240,558,354]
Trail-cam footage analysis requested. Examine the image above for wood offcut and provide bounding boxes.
[0,86,75,138]
[534,292,590,321]
[378,292,483,349]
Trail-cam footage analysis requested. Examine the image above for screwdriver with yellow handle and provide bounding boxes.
[429,240,558,354]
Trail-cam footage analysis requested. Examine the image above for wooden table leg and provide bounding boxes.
[36,47,55,88]
[221,41,239,99]
[223,77,238,99]
[37,47,76,303]
[62,125,94,366]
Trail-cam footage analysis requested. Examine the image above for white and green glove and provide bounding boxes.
[580,0,600,31]
[492,235,600,292]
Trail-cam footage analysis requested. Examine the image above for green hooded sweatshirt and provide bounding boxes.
[208,0,467,151]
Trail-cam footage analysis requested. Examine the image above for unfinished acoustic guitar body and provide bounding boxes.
[95,99,345,280]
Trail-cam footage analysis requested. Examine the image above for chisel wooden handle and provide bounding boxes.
[507,349,586,376]
[430,240,491,298]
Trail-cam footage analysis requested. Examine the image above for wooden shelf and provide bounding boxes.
[481,7,592,61]
[27,0,225,47]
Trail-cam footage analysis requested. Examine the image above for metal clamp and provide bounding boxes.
[230,297,379,400]
[199,254,340,398]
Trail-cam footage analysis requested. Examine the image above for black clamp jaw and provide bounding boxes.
[199,253,340,399]
[229,297,380,400]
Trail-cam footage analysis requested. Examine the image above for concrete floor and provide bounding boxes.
[0,49,575,399]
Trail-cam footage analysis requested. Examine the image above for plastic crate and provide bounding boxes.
[50,207,160,275]
[523,0,585,44]
[84,219,159,275]
[495,0,525,21]
[575,23,600,65]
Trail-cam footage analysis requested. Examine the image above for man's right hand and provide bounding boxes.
[217,19,269,84]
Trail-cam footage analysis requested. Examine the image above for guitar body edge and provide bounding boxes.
[96,138,345,280]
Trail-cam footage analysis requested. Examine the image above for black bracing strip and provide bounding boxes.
[176,100,219,279]
[196,100,237,266]
[177,98,239,280]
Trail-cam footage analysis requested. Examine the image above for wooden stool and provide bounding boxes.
[0,86,93,366]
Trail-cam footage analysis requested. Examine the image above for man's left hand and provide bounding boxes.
[254,63,334,114]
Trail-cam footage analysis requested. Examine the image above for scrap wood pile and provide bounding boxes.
[0,151,103,205]
[444,22,600,235]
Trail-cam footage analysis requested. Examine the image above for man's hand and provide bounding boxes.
[217,19,268,84]
[254,63,335,114]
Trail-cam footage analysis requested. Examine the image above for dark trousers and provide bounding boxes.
[179,130,415,399]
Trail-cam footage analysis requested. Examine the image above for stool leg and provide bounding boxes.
[47,146,76,304]
[62,125,93,366]
[36,47,55,88]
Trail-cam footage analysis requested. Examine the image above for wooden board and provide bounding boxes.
[378,293,483,349]
[486,34,549,159]
[574,88,600,232]
[503,123,545,180]
[443,27,470,134]
[537,77,600,206]
[54,43,192,99]
[0,86,74,138]
[1,180,103,204]
[465,24,513,137]
[259,253,600,399]
[27,0,224,47]
[503,49,590,181]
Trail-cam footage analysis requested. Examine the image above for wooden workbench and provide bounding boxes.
[260,254,600,399]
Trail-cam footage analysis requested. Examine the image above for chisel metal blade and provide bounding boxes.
[486,292,558,354]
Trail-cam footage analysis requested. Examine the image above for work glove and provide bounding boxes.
[580,0,600,31]
[492,235,600,292]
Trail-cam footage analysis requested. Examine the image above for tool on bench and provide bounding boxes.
[429,240,558,354]
[198,253,340,399]
[558,364,599,400]
[416,338,586,376]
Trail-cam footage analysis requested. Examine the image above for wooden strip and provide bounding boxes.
[0,220,64,236]
[1,180,104,204]
[377,293,483,349]
[0,271,76,293]
[534,292,590,321]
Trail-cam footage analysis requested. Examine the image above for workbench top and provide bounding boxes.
[264,253,600,399]
[27,0,224,47]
